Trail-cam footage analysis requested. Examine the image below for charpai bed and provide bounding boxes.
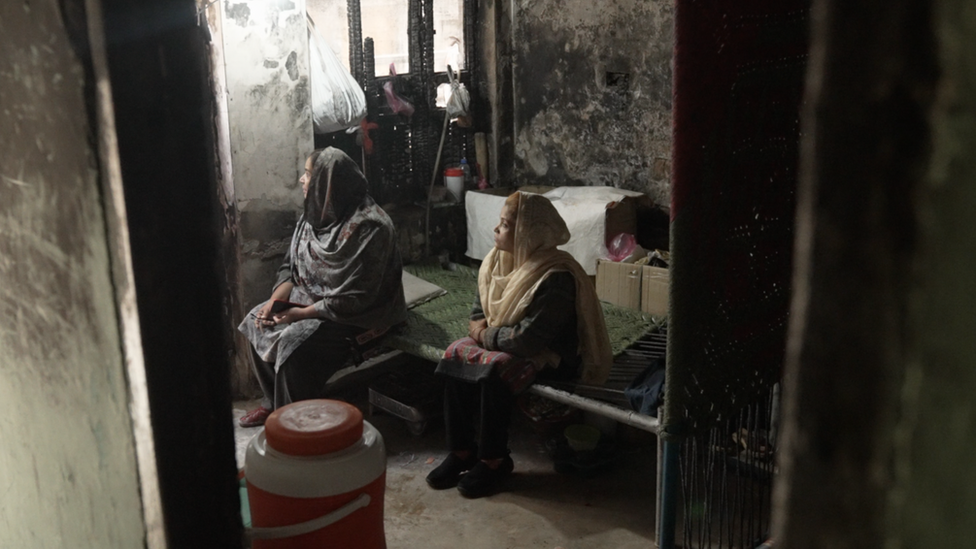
[383,261,667,433]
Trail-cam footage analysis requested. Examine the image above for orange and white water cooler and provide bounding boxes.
[245,399,387,548]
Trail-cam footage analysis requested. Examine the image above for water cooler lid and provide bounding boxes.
[444,167,464,177]
[264,399,364,456]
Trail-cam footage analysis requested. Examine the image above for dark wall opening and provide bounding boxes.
[101,0,242,546]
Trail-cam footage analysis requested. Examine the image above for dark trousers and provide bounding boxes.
[252,321,363,409]
[443,374,515,460]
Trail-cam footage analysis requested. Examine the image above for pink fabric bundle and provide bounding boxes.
[383,63,415,117]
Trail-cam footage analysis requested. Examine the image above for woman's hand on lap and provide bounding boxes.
[254,301,276,328]
[272,305,317,326]
[469,319,488,344]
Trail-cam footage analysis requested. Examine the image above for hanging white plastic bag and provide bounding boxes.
[434,66,470,119]
[307,15,366,134]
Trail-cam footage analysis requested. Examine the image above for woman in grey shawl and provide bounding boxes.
[238,147,406,427]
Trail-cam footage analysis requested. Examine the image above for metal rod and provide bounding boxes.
[525,384,660,433]
[572,386,627,396]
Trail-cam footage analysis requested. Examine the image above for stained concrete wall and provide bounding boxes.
[0,0,146,546]
[220,0,313,308]
[773,0,976,547]
[509,0,673,204]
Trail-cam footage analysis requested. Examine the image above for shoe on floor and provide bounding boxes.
[426,452,479,490]
[239,406,272,428]
[457,455,514,498]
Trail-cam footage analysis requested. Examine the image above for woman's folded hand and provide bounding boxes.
[272,305,317,326]
[469,319,488,344]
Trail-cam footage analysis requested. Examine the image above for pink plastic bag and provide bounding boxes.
[607,233,638,262]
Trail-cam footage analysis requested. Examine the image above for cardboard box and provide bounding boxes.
[596,260,643,310]
[596,259,670,316]
[640,266,670,316]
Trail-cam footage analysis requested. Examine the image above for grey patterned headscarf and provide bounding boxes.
[288,147,406,329]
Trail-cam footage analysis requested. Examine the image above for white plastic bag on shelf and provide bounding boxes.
[307,15,366,134]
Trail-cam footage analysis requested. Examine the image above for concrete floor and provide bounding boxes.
[233,388,659,549]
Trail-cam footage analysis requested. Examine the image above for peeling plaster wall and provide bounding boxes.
[0,1,146,546]
[511,0,673,204]
[220,0,313,308]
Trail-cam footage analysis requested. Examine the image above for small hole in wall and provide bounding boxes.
[606,71,630,89]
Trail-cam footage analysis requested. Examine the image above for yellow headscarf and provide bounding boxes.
[478,192,613,385]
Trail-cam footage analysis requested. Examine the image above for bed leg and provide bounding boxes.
[657,437,680,549]
[655,432,663,544]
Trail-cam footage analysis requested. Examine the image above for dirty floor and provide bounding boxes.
[233,382,658,549]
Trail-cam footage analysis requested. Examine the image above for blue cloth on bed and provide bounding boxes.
[624,357,666,417]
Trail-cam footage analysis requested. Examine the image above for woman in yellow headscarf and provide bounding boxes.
[427,191,612,498]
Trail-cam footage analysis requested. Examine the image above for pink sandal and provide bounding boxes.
[239,406,272,428]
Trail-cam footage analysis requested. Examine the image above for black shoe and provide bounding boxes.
[426,452,479,490]
[457,456,514,498]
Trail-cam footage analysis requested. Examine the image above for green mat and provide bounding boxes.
[385,262,661,363]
